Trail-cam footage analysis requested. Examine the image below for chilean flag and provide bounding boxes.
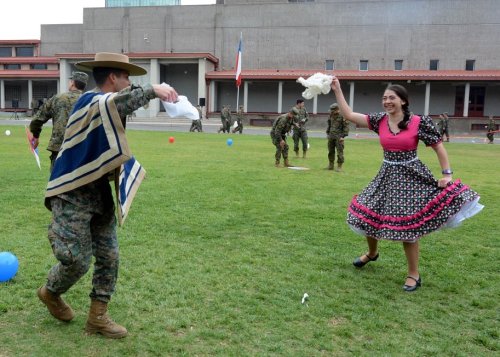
[235,34,242,87]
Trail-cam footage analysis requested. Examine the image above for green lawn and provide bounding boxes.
[0,126,498,356]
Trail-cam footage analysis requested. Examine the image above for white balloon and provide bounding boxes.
[5,130,11,136]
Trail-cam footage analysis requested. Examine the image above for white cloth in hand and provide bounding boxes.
[296,73,334,100]
[160,84,200,120]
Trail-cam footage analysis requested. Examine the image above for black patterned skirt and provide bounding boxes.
[347,150,483,242]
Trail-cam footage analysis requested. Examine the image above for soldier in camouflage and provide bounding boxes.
[37,53,179,339]
[326,103,349,171]
[190,105,203,132]
[292,99,309,158]
[218,105,232,133]
[270,108,297,167]
[232,105,244,134]
[437,112,450,142]
[29,71,88,172]
[486,116,496,144]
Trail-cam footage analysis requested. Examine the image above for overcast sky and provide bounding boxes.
[0,0,215,40]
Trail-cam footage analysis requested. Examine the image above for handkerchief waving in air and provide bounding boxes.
[296,73,334,100]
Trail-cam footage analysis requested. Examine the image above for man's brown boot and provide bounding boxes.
[37,286,75,322]
[326,162,334,170]
[85,299,128,339]
[284,159,292,167]
[302,151,307,158]
[275,160,280,167]
[335,163,343,172]
[294,150,299,157]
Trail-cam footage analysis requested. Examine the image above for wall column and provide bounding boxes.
[209,80,215,113]
[28,80,33,109]
[424,82,430,116]
[0,80,4,109]
[313,95,318,114]
[59,59,70,93]
[278,81,283,113]
[197,58,206,108]
[149,58,160,117]
[349,82,355,109]
[243,81,248,112]
[463,82,470,117]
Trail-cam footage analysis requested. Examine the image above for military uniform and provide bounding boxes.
[232,106,244,134]
[486,117,496,144]
[45,84,158,304]
[218,105,232,133]
[326,104,349,171]
[270,111,294,167]
[437,113,450,142]
[190,106,203,132]
[292,104,309,157]
[29,71,88,171]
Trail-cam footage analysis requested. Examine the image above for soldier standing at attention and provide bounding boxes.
[232,105,244,134]
[326,103,349,171]
[218,105,231,133]
[486,116,496,144]
[437,112,450,142]
[292,99,309,158]
[29,71,89,171]
[36,52,178,339]
[271,108,297,167]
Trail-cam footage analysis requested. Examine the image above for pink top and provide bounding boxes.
[366,113,442,151]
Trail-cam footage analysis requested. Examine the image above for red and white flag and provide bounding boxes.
[235,34,243,87]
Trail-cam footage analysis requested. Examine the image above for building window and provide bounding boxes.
[394,60,403,70]
[429,59,439,70]
[325,60,334,70]
[15,47,34,57]
[465,59,475,71]
[359,60,368,71]
[5,64,21,70]
[0,47,12,57]
[30,64,47,70]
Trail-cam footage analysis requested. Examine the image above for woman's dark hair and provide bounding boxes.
[386,84,411,130]
[92,67,128,86]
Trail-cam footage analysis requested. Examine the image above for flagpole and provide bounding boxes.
[235,32,242,113]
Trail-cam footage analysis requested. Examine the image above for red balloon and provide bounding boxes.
[169,136,175,143]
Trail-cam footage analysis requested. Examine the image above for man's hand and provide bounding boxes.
[279,140,285,149]
[438,176,452,188]
[32,137,39,149]
[339,138,345,143]
[153,84,178,103]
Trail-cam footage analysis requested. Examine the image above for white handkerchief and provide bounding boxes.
[296,73,334,100]
[160,85,200,120]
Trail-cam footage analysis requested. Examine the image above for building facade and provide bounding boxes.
[1,0,500,130]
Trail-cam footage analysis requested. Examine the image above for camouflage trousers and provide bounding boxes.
[232,122,243,134]
[190,120,203,132]
[46,197,119,303]
[327,136,345,164]
[487,132,494,143]
[271,135,289,161]
[293,129,308,152]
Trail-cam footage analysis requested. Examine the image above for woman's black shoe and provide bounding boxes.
[352,253,379,268]
[403,276,421,292]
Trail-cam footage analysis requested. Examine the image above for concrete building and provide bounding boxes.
[2,0,500,131]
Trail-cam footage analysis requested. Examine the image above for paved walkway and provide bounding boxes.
[0,117,496,144]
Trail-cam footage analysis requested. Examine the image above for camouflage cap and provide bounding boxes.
[69,71,89,85]
[330,103,339,110]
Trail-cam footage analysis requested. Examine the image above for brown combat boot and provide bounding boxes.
[37,285,75,322]
[85,299,128,339]
[326,162,334,170]
[335,163,343,172]
[302,151,307,158]
[294,150,299,157]
[284,159,292,167]
[275,160,280,167]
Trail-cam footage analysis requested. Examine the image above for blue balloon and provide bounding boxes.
[0,252,19,282]
[226,138,233,146]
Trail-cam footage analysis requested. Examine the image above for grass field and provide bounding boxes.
[0,125,498,356]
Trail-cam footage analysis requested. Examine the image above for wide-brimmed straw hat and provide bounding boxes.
[75,52,147,76]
